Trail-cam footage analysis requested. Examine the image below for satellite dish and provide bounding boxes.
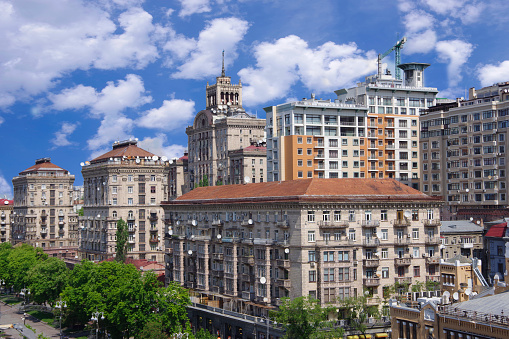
[169,160,173,164]
[443,291,450,297]
[161,156,168,162]
[466,189,469,192]
[85,161,90,165]
[476,220,481,225]
[176,220,180,225]
[136,159,140,164]
[465,288,472,296]
[217,234,222,239]
[192,220,197,226]
[404,211,411,218]
[260,277,266,284]
[109,157,113,161]
[453,292,459,301]
[153,155,159,161]
[284,248,290,254]
[248,219,253,225]
[244,176,251,184]
[488,175,492,180]
[80,162,85,167]
[470,217,474,221]
[188,250,193,255]
[168,230,173,236]
[471,292,478,296]
[190,235,194,239]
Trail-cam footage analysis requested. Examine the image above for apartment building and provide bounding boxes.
[266,63,438,190]
[440,220,485,260]
[168,153,189,200]
[440,255,488,303]
[186,64,265,188]
[11,158,79,257]
[0,199,13,243]
[228,142,267,184]
[79,139,168,263]
[420,82,509,220]
[485,221,508,283]
[163,178,442,320]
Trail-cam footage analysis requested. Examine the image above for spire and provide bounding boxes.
[221,50,225,77]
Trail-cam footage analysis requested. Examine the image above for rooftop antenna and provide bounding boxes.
[221,50,225,77]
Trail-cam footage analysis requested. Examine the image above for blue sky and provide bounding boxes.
[1,0,509,197]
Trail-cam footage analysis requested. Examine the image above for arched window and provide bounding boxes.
[112,211,117,218]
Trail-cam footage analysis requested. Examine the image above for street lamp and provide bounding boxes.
[55,296,67,339]
[90,308,105,339]
[20,288,30,305]
[0,279,5,294]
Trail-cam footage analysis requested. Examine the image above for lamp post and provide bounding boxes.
[0,279,5,294]
[55,296,67,339]
[20,288,30,305]
[91,309,105,339]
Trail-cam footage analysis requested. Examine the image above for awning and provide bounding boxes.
[375,334,389,338]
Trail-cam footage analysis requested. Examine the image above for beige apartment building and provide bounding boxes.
[420,82,509,220]
[228,142,267,184]
[163,178,442,317]
[186,65,265,189]
[266,63,438,191]
[79,139,168,263]
[0,199,13,243]
[168,153,189,200]
[440,220,485,260]
[11,158,79,257]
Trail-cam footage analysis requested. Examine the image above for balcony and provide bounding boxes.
[426,275,440,282]
[426,256,441,265]
[315,154,325,159]
[240,220,254,227]
[276,278,291,289]
[276,259,290,269]
[149,238,159,243]
[318,220,349,228]
[149,215,158,222]
[394,257,412,266]
[242,291,254,300]
[363,259,380,267]
[363,278,380,287]
[128,239,135,244]
[276,221,289,229]
[461,243,474,249]
[40,228,48,234]
[211,270,224,278]
[127,215,135,221]
[362,239,380,247]
[394,219,411,227]
[165,248,173,254]
[425,237,441,245]
[395,277,412,284]
[150,227,158,232]
[361,220,380,228]
[394,237,412,245]
[242,255,255,265]
[58,221,65,225]
[212,253,224,260]
[423,219,441,227]
[211,220,224,227]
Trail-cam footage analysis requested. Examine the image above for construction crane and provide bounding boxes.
[377,37,407,80]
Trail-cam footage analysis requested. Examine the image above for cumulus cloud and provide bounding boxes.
[238,35,377,106]
[87,113,135,151]
[51,122,79,148]
[478,61,509,87]
[0,0,167,108]
[166,17,249,79]
[50,74,152,116]
[0,174,12,199]
[178,0,212,17]
[435,39,474,88]
[0,116,4,125]
[137,99,195,131]
[138,134,187,159]
[401,10,437,54]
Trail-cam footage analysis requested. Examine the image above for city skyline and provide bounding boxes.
[1,0,509,197]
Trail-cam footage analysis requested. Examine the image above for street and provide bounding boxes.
[0,301,61,339]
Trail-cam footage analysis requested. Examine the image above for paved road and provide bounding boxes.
[0,301,62,339]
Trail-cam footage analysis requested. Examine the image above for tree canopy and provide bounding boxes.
[115,218,128,263]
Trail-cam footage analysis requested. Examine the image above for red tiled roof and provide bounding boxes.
[485,222,507,237]
[243,145,266,151]
[91,141,155,163]
[166,178,442,205]
[20,161,67,175]
[179,155,188,160]
[0,199,13,206]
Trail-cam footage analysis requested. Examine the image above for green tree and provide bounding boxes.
[116,218,129,263]
[339,296,380,337]
[138,321,167,339]
[193,328,216,339]
[198,175,209,187]
[6,244,47,291]
[411,281,425,293]
[426,279,440,291]
[26,256,69,305]
[273,296,343,339]
[78,207,84,216]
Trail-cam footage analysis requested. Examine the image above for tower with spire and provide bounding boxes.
[205,50,243,110]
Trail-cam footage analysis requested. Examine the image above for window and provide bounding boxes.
[112,187,117,194]
[323,251,334,262]
[298,160,303,167]
[308,250,316,262]
[297,148,303,155]
[308,211,315,222]
[298,171,303,178]
[309,270,317,282]
[338,268,349,281]
[297,137,303,144]
[382,267,389,278]
[151,175,156,182]
[112,175,117,183]
[381,248,388,259]
[381,229,388,240]
[128,175,133,182]
[307,148,312,155]
[151,186,156,194]
[413,266,420,277]
[348,229,356,241]
[128,198,133,205]
[412,228,419,239]
[324,268,334,282]
[338,251,349,261]
[381,210,387,221]
[308,231,315,242]
[334,211,341,221]
[128,186,133,194]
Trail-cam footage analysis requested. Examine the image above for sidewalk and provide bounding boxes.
[0,300,62,338]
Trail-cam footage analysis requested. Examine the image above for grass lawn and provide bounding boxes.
[0,295,22,305]
[27,310,56,327]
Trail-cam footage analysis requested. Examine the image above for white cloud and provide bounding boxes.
[478,61,509,87]
[51,122,79,148]
[239,35,377,106]
[50,74,152,116]
[435,39,473,88]
[87,113,134,151]
[0,1,166,108]
[401,10,437,54]
[0,116,4,125]
[166,17,249,79]
[422,0,464,15]
[178,0,212,17]
[137,99,195,131]
[0,174,12,199]
[138,134,187,159]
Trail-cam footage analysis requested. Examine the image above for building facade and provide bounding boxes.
[11,158,79,257]
[420,82,509,220]
[440,220,485,260]
[0,199,13,243]
[228,142,267,184]
[79,139,168,263]
[186,68,266,188]
[485,221,508,283]
[163,178,442,319]
[168,153,189,200]
[266,64,438,190]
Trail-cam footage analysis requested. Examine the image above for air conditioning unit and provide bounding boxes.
[407,234,411,238]
[310,262,315,268]
[353,261,358,266]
